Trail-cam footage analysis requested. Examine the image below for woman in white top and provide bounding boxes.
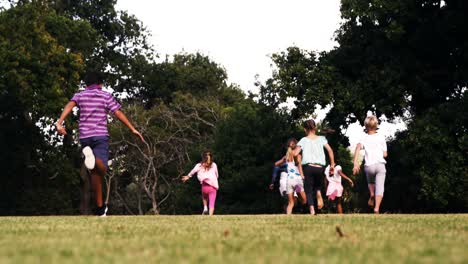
[353,116,388,214]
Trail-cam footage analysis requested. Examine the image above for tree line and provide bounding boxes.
[0,0,466,215]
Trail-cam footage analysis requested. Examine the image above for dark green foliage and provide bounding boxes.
[261,0,468,212]
[2,0,466,215]
[211,101,299,214]
[169,99,300,215]
[141,53,230,105]
[385,95,467,212]
[50,0,154,95]
[0,2,94,215]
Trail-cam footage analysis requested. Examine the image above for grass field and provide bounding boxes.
[0,214,466,263]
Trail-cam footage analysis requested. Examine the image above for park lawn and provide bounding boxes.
[0,214,466,263]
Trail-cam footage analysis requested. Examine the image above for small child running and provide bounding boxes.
[56,72,144,216]
[275,142,307,215]
[353,115,388,214]
[182,151,219,215]
[324,165,354,214]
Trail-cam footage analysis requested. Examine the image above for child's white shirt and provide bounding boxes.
[325,165,342,183]
[359,133,387,166]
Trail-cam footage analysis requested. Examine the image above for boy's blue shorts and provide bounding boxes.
[80,136,109,168]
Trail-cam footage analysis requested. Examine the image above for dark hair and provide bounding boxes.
[201,150,213,169]
[286,138,298,148]
[303,119,316,132]
[84,71,104,86]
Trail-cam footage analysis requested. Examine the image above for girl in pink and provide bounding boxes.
[182,151,219,215]
[324,165,354,214]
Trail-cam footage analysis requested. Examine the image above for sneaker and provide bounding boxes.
[96,205,108,217]
[202,209,208,215]
[82,146,95,170]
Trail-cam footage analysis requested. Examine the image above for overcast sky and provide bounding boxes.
[115,0,405,147]
[116,0,341,92]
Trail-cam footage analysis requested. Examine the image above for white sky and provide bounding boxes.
[116,0,406,149]
[116,0,341,93]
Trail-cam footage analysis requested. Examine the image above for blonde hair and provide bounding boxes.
[364,115,379,131]
[286,147,295,163]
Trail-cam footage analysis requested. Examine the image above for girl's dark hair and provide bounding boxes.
[84,71,104,86]
[286,138,298,148]
[303,119,316,132]
[201,150,213,169]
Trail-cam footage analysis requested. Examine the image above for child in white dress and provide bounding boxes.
[325,165,354,214]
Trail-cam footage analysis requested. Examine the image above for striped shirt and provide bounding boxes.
[71,84,121,139]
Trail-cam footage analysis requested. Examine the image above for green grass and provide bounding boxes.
[0,214,466,263]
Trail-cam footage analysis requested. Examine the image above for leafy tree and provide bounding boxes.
[108,92,224,214]
[7,0,155,95]
[141,52,240,106]
[208,101,300,214]
[385,95,467,212]
[329,0,468,212]
[258,47,334,119]
[260,0,468,212]
[0,2,96,214]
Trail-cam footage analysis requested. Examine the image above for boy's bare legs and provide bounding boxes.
[368,184,375,207]
[336,197,343,214]
[90,158,107,207]
[374,195,383,213]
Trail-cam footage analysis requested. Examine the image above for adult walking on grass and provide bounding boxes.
[294,119,336,215]
[56,72,144,216]
[353,115,388,214]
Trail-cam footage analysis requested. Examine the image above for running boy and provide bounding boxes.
[56,72,144,216]
[352,115,388,214]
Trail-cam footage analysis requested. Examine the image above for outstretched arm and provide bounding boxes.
[182,164,200,183]
[114,110,144,142]
[338,170,354,187]
[274,156,286,167]
[56,101,77,136]
[352,144,362,175]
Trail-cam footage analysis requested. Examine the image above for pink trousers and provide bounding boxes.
[201,183,217,209]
